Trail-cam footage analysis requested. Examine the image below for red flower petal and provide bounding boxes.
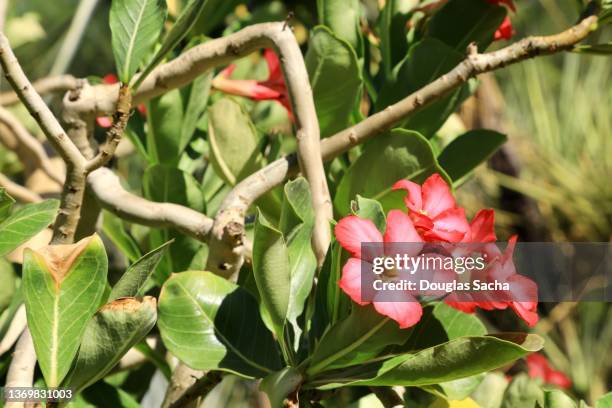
[334,215,383,259]
[466,209,496,242]
[426,207,469,242]
[384,210,423,244]
[338,258,369,306]
[392,179,423,213]
[96,116,113,128]
[103,73,118,84]
[373,293,423,329]
[494,17,514,41]
[421,174,456,218]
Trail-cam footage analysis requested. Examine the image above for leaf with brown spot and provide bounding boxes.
[22,234,107,387]
[63,296,157,392]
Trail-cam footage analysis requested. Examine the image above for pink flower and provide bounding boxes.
[212,49,293,120]
[334,211,424,328]
[526,353,572,389]
[494,17,514,41]
[392,174,469,242]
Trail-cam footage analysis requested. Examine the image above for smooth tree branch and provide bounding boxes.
[0,75,81,105]
[4,329,36,408]
[87,168,213,240]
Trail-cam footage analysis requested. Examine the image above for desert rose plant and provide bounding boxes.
[0,0,610,407]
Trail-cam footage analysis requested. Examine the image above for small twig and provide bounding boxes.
[0,173,42,203]
[85,84,132,171]
[168,371,222,408]
[370,387,404,408]
[0,75,80,106]
[161,364,205,408]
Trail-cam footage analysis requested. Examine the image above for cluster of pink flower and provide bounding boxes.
[334,174,538,329]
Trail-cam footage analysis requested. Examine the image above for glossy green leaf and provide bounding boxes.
[0,199,59,257]
[279,178,314,235]
[110,0,167,83]
[64,297,157,392]
[376,38,468,136]
[314,333,543,389]
[260,367,303,408]
[22,235,108,387]
[158,271,281,377]
[0,259,16,313]
[0,188,15,221]
[438,130,507,182]
[305,26,362,138]
[253,210,291,341]
[307,306,413,375]
[180,72,212,152]
[208,98,262,185]
[334,129,449,215]
[352,195,386,234]
[317,0,362,54]
[471,372,509,408]
[133,0,209,89]
[109,241,172,300]
[427,0,506,52]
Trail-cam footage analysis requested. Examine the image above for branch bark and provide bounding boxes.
[0,173,42,203]
[4,329,36,408]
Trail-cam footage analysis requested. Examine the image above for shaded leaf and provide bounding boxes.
[0,188,15,221]
[501,373,544,408]
[438,130,507,182]
[317,0,362,54]
[22,235,108,387]
[352,195,386,234]
[260,367,303,408]
[208,98,262,184]
[64,297,157,392]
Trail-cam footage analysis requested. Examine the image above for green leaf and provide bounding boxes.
[307,306,413,375]
[109,241,172,300]
[352,195,386,233]
[180,72,212,152]
[334,129,449,215]
[0,199,59,257]
[208,98,262,185]
[260,367,303,408]
[192,0,242,35]
[0,188,15,222]
[0,259,16,313]
[71,381,141,408]
[22,235,108,387]
[471,372,509,408]
[110,0,167,83]
[501,373,544,408]
[596,392,612,408]
[376,38,468,136]
[314,333,543,389]
[133,0,209,89]
[427,0,506,52]
[253,211,291,342]
[158,271,281,377]
[543,389,578,408]
[438,130,507,182]
[430,302,486,339]
[280,177,314,235]
[305,26,362,138]
[317,0,362,54]
[64,297,157,392]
